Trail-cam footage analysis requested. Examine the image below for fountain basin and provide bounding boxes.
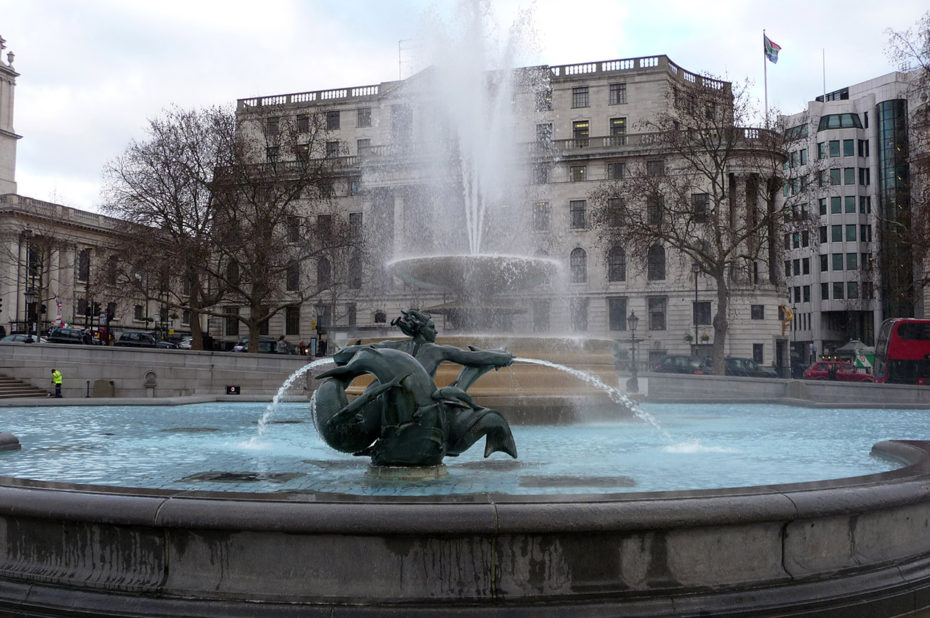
[0,440,929,615]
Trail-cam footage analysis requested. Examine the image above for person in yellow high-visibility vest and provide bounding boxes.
[51,369,62,398]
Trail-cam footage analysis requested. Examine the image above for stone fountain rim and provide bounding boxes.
[0,439,921,533]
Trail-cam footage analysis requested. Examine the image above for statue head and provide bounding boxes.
[392,309,436,342]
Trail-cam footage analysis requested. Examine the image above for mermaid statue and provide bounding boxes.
[312,309,517,467]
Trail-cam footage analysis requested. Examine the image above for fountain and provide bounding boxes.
[2,6,930,617]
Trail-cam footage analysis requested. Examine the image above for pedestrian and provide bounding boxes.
[51,368,62,398]
[276,335,288,354]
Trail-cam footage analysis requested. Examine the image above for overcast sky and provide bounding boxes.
[1,0,927,212]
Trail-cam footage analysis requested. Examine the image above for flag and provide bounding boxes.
[764,34,781,64]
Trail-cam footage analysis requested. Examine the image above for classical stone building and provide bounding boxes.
[780,69,927,363]
[236,55,788,367]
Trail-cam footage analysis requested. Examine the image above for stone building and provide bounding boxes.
[236,55,787,367]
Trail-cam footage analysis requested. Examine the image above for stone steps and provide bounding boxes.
[0,374,50,399]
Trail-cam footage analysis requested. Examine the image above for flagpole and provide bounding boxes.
[763,29,769,128]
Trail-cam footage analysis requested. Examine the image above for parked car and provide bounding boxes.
[803,360,875,382]
[233,336,296,354]
[724,357,778,378]
[178,336,193,350]
[0,334,47,343]
[157,340,180,349]
[652,355,706,374]
[46,327,91,345]
[114,331,158,348]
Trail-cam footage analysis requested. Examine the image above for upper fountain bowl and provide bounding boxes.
[387,254,561,297]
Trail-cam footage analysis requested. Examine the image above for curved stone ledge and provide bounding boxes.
[0,440,929,615]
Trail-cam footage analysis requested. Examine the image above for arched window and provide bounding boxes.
[647,245,665,280]
[607,246,626,282]
[570,248,587,283]
[317,257,332,290]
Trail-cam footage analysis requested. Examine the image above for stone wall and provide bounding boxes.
[0,342,313,399]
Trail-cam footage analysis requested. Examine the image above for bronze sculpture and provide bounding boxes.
[313,310,517,466]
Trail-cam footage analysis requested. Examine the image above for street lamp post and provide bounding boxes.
[627,310,640,393]
[692,262,700,353]
[23,288,35,339]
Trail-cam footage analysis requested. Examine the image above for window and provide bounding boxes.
[572,120,589,143]
[647,194,663,225]
[800,149,808,165]
[225,306,239,336]
[820,254,828,271]
[609,82,627,105]
[570,248,587,283]
[357,107,371,128]
[607,161,625,179]
[803,257,810,274]
[784,260,791,277]
[695,301,712,324]
[535,88,552,111]
[533,300,550,332]
[829,140,840,157]
[846,224,856,241]
[391,105,412,141]
[349,176,361,196]
[859,140,870,156]
[862,252,872,270]
[843,139,854,156]
[692,193,709,223]
[347,303,356,327]
[847,281,859,299]
[843,167,855,185]
[648,297,667,330]
[266,117,279,135]
[753,344,764,364]
[608,297,627,330]
[570,297,589,331]
[296,114,309,132]
[607,246,626,282]
[819,198,827,215]
[646,160,665,176]
[821,283,829,300]
[792,259,800,276]
[534,164,549,184]
[570,165,586,182]
[317,214,332,243]
[831,196,841,214]
[570,200,586,229]
[818,113,863,130]
[571,86,589,108]
[818,142,827,159]
[357,138,371,154]
[326,141,340,157]
[286,306,300,336]
[647,245,665,280]
[859,168,870,185]
[803,285,810,302]
[533,201,550,231]
[846,253,858,270]
[830,168,841,185]
[315,303,331,329]
[133,304,144,321]
[286,216,301,243]
[609,117,627,138]
[348,251,362,289]
[536,123,552,143]
[819,226,827,243]
[326,110,340,130]
[845,196,856,213]
[317,257,331,289]
[802,230,810,247]
[607,198,625,227]
[832,282,844,300]
[832,253,843,270]
[286,261,299,291]
[859,196,871,213]
[77,248,91,282]
[860,224,872,242]
[831,225,842,242]
[182,309,190,325]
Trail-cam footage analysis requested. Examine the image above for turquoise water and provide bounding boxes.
[0,402,923,496]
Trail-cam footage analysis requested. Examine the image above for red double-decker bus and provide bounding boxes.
[873,318,930,384]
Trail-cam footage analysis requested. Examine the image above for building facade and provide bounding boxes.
[236,55,787,366]
[780,70,925,364]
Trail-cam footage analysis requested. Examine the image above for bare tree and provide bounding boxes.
[589,76,788,374]
[102,106,232,349]
[205,107,363,352]
[885,13,930,310]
